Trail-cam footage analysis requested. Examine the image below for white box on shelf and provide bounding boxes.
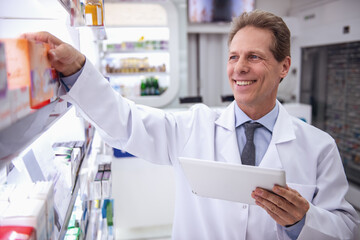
[101,171,112,199]
[0,184,16,202]
[92,171,103,200]
[29,181,55,240]
[0,199,47,240]
[8,182,35,202]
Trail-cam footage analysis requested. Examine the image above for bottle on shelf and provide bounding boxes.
[85,0,104,26]
[140,78,146,96]
[139,76,162,96]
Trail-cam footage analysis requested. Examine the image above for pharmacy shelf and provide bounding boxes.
[58,176,81,239]
[90,26,107,41]
[103,49,168,54]
[105,72,168,77]
[58,136,94,239]
[0,100,70,168]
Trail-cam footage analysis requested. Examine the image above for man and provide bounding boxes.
[23,10,359,240]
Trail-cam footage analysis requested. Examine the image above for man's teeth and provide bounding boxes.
[236,80,254,86]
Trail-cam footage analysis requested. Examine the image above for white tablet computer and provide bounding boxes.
[179,157,286,204]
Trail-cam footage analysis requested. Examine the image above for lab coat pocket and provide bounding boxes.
[287,183,317,202]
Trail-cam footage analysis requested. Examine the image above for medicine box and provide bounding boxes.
[0,226,36,240]
[1,38,58,109]
[29,181,55,240]
[0,42,11,131]
[0,42,7,99]
[0,199,47,240]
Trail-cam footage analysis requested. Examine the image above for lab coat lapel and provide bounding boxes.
[214,101,296,168]
[259,102,296,169]
[215,102,241,164]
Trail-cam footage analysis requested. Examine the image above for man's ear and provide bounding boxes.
[279,56,291,79]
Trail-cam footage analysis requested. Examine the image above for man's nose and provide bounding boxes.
[234,57,250,74]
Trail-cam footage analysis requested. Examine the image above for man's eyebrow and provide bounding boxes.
[228,49,265,55]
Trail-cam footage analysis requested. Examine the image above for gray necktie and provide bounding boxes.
[241,122,262,166]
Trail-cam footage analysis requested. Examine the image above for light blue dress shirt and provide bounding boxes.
[60,63,304,239]
[234,102,305,239]
[234,102,278,166]
[59,62,84,92]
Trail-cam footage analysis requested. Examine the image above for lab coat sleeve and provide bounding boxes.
[60,59,191,165]
[277,141,360,240]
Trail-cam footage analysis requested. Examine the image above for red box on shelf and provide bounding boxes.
[0,226,36,240]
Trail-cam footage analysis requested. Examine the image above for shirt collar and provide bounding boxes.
[234,101,279,133]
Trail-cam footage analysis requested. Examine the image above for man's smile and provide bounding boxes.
[234,80,257,86]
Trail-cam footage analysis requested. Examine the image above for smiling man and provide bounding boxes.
[227,25,290,120]
[23,9,359,240]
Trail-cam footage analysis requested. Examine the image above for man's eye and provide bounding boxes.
[229,55,237,60]
[249,55,260,60]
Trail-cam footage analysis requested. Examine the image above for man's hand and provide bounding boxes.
[21,31,85,76]
[251,185,309,226]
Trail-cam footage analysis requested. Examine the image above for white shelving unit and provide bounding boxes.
[0,1,107,239]
[101,1,180,108]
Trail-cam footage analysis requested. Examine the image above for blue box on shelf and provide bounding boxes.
[113,148,135,158]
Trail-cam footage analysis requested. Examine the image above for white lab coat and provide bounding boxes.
[62,60,360,240]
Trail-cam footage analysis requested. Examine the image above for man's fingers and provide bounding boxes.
[19,31,85,76]
[273,186,309,214]
[252,187,309,226]
[254,188,293,212]
[20,31,63,48]
[253,191,297,223]
[255,200,292,226]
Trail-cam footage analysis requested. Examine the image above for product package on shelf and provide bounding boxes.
[0,42,8,99]
[53,141,85,184]
[86,198,114,240]
[28,182,55,240]
[85,0,104,26]
[0,42,11,131]
[8,182,35,202]
[0,184,15,202]
[0,226,36,240]
[0,181,56,240]
[106,40,169,52]
[101,167,112,199]
[93,171,103,200]
[102,199,114,233]
[65,215,82,239]
[52,141,84,188]
[70,0,86,27]
[53,175,72,237]
[1,38,59,111]
[91,155,112,200]
[0,197,47,240]
[63,194,86,240]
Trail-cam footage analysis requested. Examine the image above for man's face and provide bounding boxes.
[227,26,290,119]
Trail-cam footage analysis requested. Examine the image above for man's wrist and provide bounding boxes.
[60,58,86,92]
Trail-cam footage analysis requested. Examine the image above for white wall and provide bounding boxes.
[112,157,175,239]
